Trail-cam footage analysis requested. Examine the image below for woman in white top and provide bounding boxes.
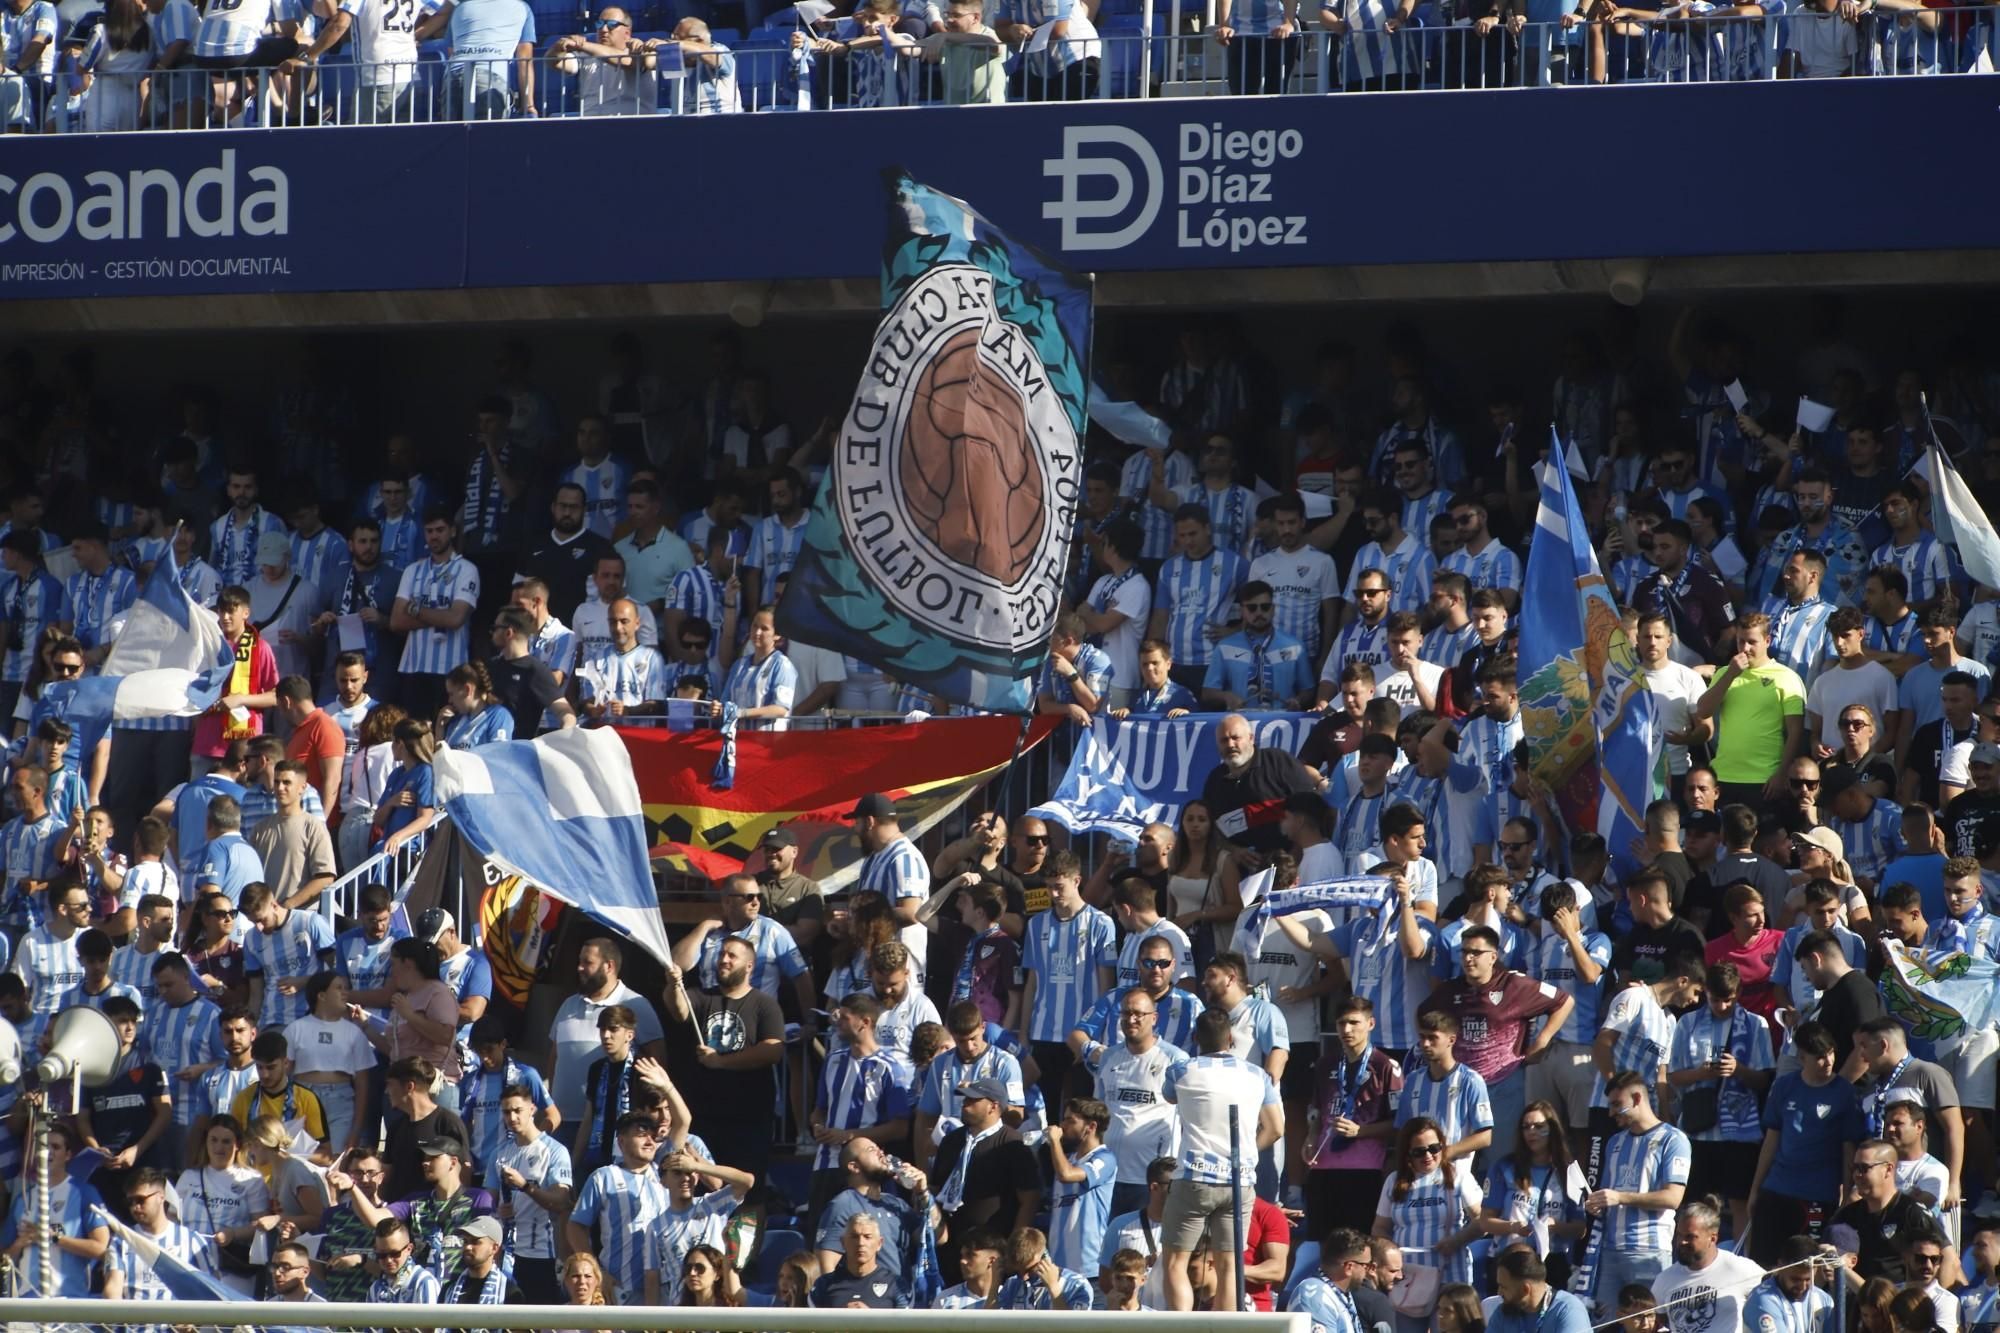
[336,703,404,872]
[282,973,375,1157]
[79,0,155,133]
[174,1115,274,1297]
[1372,1115,1485,1330]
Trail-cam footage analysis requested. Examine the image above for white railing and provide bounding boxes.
[19,6,1998,134]
[316,818,440,924]
[0,1299,1310,1330]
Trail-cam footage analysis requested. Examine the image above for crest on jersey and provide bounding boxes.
[778,172,1091,715]
[1487,990,1503,1006]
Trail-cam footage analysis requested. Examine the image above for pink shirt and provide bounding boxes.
[1706,927,1783,1023]
[1424,971,1566,1085]
[388,979,460,1073]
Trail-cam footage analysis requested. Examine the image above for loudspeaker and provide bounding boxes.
[35,1005,122,1089]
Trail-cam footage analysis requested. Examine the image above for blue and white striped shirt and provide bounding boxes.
[746,512,811,589]
[1830,797,1904,886]
[195,1061,260,1125]
[290,528,347,596]
[1421,622,1479,675]
[395,554,480,677]
[1867,609,1923,658]
[1175,483,1258,558]
[1347,533,1437,613]
[1333,786,1391,864]
[1530,927,1612,1044]
[1442,540,1523,594]
[1401,489,1453,546]
[445,705,514,749]
[1074,983,1203,1055]
[1120,447,1193,562]
[694,915,807,999]
[8,925,81,1041]
[1668,1005,1774,1143]
[1020,903,1118,1042]
[486,1131,571,1259]
[145,996,224,1125]
[721,650,799,731]
[1115,920,1194,987]
[1600,1121,1691,1253]
[1375,1167,1483,1284]
[858,835,930,906]
[1873,533,1951,606]
[1155,547,1248,667]
[571,1161,673,1299]
[1331,910,1438,1051]
[919,1039,1026,1119]
[63,566,136,654]
[1046,1143,1116,1274]
[1588,984,1676,1109]
[666,566,726,646]
[577,645,671,713]
[1396,1061,1493,1145]
[527,617,576,679]
[109,939,171,1005]
[369,1264,442,1306]
[108,1222,221,1302]
[379,513,422,572]
[1327,616,1392,682]
[812,1045,914,1172]
[996,1267,1096,1311]
[207,507,288,588]
[1762,596,1837,688]
[244,909,336,1028]
[563,456,634,539]
[649,1188,739,1303]
[462,1059,553,1172]
[0,570,66,682]
[1250,546,1339,660]
[1288,1274,1363,1333]
[1041,642,1114,705]
[335,921,407,1006]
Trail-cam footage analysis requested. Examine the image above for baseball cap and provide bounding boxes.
[1683,810,1721,836]
[255,531,291,567]
[849,793,895,820]
[454,1216,504,1245]
[957,1076,1008,1105]
[1972,742,2000,767]
[761,827,799,849]
[417,1135,466,1159]
[416,907,454,943]
[1795,826,1845,859]
[1819,768,1859,803]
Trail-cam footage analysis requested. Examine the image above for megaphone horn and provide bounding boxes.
[35,1005,123,1089]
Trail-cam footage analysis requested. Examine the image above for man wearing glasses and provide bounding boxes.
[1284,1225,1372,1333]
[1201,583,1313,714]
[1421,923,1569,1165]
[1828,1140,1935,1288]
[101,1167,222,1302]
[368,1215,442,1306]
[553,12,659,116]
[1440,497,1522,598]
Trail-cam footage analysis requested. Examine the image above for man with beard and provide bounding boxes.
[1748,468,1870,609]
[1650,1197,1766,1333]
[515,483,612,625]
[1284,1226,1373,1333]
[813,1135,935,1290]
[1203,584,1314,713]
[1488,1246,1592,1333]
[661,938,783,1178]
[1421,923,1569,1165]
[1636,520,1735,664]
[1944,747,2000,861]
[545,937,666,1125]
[1201,713,1316,860]
[744,466,812,613]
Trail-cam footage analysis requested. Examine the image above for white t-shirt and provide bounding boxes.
[282,1014,376,1076]
[1377,659,1445,718]
[1785,9,1858,76]
[1086,569,1152,696]
[1249,546,1339,658]
[1650,1249,1767,1333]
[1644,660,1708,777]
[785,642,846,708]
[1236,910,1328,1045]
[1804,661,1900,751]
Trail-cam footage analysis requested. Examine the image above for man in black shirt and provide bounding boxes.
[1793,928,1885,1067]
[382,1056,472,1204]
[1944,745,2000,859]
[1830,1140,1935,1285]
[661,937,784,1178]
[929,1077,1042,1282]
[1611,868,1705,985]
[1200,713,1315,859]
[514,484,612,625]
[1901,671,1982,811]
[487,607,567,736]
[1707,804,1792,903]
[812,1213,907,1308]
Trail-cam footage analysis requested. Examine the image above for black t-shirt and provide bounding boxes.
[1111,866,1173,920]
[1945,790,2000,859]
[812,1265,904,1308]
[1651,852,1695,910]
[1202,747,1313,854]
[1816,968,1887,1067]
[516,530,613,623]
[1709,851,1792,904]
[1612,917,1706,984]
[87,1061,171,1164]
[487,654,562,738]
[686,987,784,1123]
[1830,1192,1932,1283]
[929,1127,1039,1231]
[384,1106,471,1205]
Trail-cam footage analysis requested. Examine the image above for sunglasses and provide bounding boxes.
[208,908,236,919]
[1841,718,1870,729]
[1790,778,1819,789]
[597,15,629,24]
[1498,839,1531,852]
[1137,958,1174,970]
[1412,1143,1444,1158]
[679,640,707,651]
[1241,602,1274,612]
[1021,835,1048,845]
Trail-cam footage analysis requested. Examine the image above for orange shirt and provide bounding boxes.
[285,709,346,791]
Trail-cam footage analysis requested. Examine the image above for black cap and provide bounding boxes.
[761,827,799,849]
[1820,767,1860,803]
[1683,810,1722,836]
[417,1135,466,1159]
[848,793,895,820]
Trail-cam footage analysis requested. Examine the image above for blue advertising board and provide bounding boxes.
[4,75,1998,301]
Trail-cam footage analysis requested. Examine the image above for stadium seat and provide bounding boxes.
[711,25,742,42]
[755,1228,807,1290]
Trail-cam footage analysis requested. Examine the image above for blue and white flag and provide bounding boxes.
[1518,451,1662,877]
[432,726,673,967]
[776,172,1092,715]
[90,1205,240,1304]
[1880,938,2000,1046]
[52,542,233,754]
[1089,385,1173,451]
[1927,443,2000,592]
[1028,712,1316,837]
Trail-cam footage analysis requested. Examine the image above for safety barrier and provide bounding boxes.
[315,817,439,924]
[15,5,1996,133]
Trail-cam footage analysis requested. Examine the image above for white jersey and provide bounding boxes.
[572,599,658,660]
[1249,545,1338,659]
[1237,909,1328,1046]
[1650,1252,1767,1333]
[194,0,302,60]
[1094,1039,1187,1184]
[395,554,480,677]
[342,0,427,69]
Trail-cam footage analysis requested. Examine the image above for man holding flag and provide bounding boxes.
[97,1167,224,1303]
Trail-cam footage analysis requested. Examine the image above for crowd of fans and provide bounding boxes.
[0,310,1995,1331]
[2,0,1995,133]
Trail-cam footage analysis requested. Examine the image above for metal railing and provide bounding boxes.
[17,4,1998,133]
[315,817,438,923]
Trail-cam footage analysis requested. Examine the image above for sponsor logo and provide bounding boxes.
[0,150,290,245]
[1042,125,1163,252]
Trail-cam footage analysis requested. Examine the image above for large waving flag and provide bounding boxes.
[431,726,672,967]
[52,542,233,754]
[1518,450,1662,874]
[1927,442,2000,592]
[90,1204,240,1303]
[777,171,1093,714]
[625,715,1058,892]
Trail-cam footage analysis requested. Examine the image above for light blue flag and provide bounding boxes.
[1881,938,2000,1046]
[776,172,1092,715]
[431,725,673,967]
[1089,385,1173,451]
[1518,450,1662,877]
[1927,443,2000,592]
[52,541,233,757]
